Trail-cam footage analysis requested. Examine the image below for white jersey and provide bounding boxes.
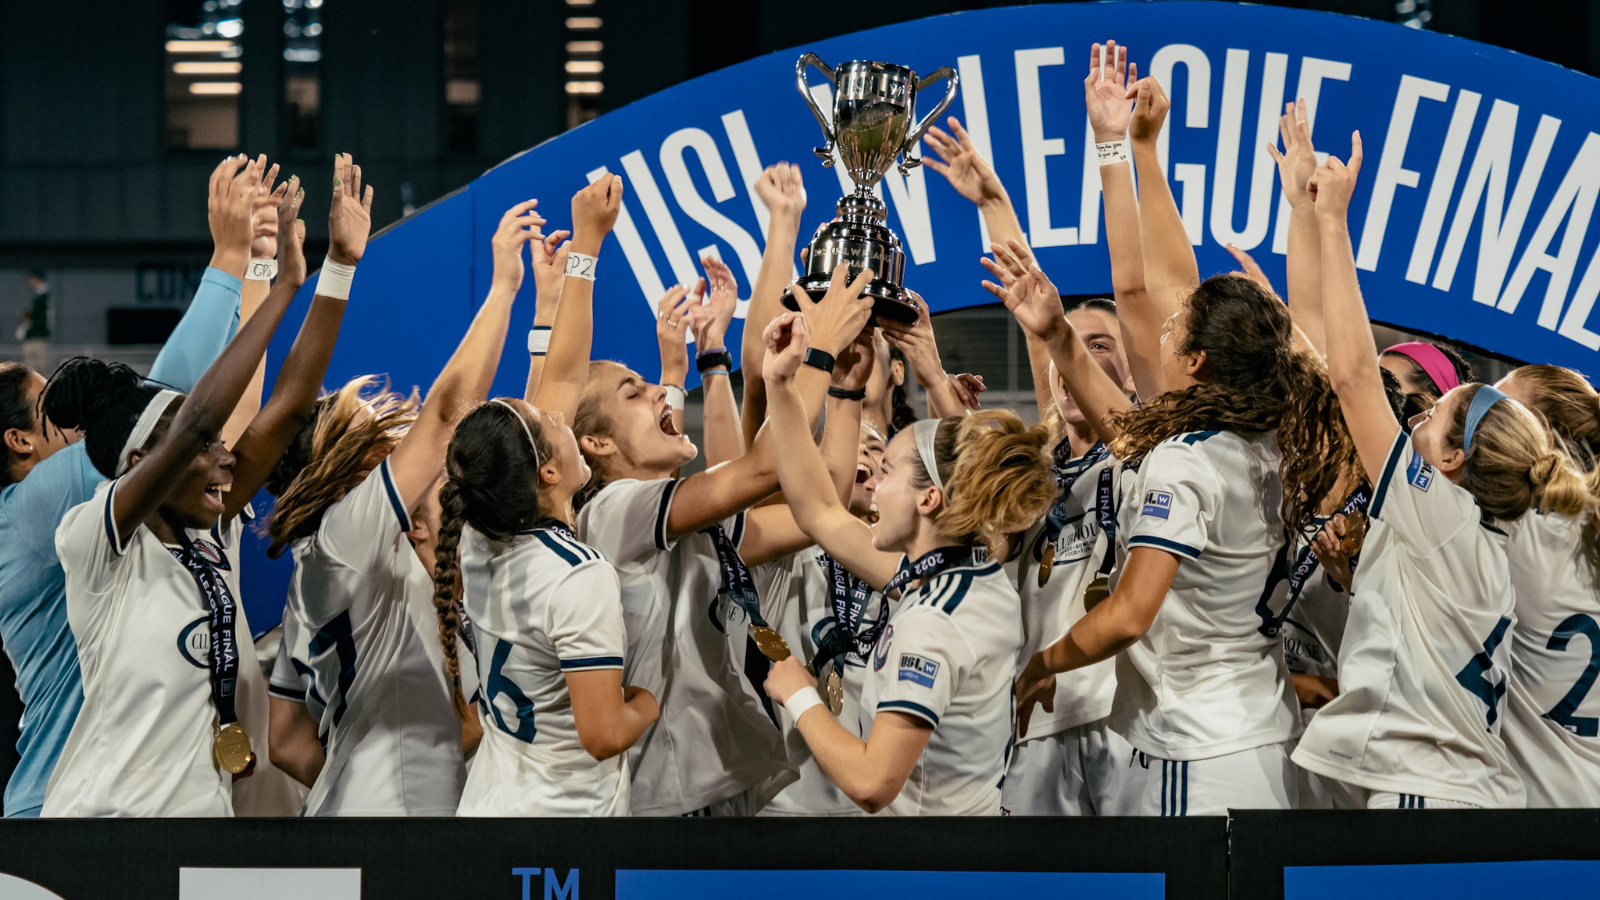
[1013,443,1118,739]
[1112,430,1299,761]
[576,478,794,816]
[454,523,631,816]
[1500,510,1600,807]
[1294,431,1525,808]
[283,461,467,816]
[859,549,1021,816]
[45,481,263,816]
[752,547,888,816]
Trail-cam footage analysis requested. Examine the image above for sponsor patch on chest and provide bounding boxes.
[1141,490,1173,519]
[898,654,939,688]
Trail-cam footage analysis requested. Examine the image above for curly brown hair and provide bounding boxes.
[1109,275,1358,538]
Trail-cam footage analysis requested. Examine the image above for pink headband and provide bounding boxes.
[1384,342,1459,395]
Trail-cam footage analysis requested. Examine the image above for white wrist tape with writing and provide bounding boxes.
[565,252,598,282]
[246,258,278,281]
[784,687,824,721]
[527,325,552,356]
[316,259,357,299]
[1095,140,1130,166]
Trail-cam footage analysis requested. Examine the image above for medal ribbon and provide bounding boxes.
[1091,458,1140,577]
[168,535,242,730]
[883,544,978,596]
[812,555,889,677]
[702,521,780,727]
[1261,483,1373,635]
[1036,442,1110,563]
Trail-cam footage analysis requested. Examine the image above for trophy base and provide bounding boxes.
[780,272,918,324]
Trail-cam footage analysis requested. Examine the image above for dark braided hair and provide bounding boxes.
[1110,275,1358,538]
[0,362,38,487]
[430,400,553,718]
[40,357,174,479]
[887,346,917,440]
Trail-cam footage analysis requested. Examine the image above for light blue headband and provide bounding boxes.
[1462,384,1509,457]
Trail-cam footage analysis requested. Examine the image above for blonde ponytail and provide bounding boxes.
[915,410,1055,560]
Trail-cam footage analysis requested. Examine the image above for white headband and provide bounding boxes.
[913,418,944,492]
[490,398,541,467]
[115,389,180,477]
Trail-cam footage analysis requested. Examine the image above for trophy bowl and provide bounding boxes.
[781,55,957,324]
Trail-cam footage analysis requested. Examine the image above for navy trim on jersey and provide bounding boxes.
[103,479,127,555]
[533,530,599,566]
[730,510,747,549]
[878,699,940,725]
[1128,535,1201,560]
[1370,431,1408,520]
[559,656,625,670]
[1482,523,1507,536]
[653,479,680,552]
[378,460,412,533]
[1177,430,1221,445]
[268,682,307,702]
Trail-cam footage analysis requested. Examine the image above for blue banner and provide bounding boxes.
[1286,861,1600,898]
[245,0,1600,627]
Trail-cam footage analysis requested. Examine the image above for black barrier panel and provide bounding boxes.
[0,817,1227,900]
[1231,810,1600,900]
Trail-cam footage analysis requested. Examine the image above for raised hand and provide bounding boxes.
[531,228,572,314]
[1267,97,1319,210]
[834,329,877,393]
[1085,41,1137,143]
[982,239,1067,341]
[923,116,1007,208]
[1306,131,1363,222]
[208,155,260,273]
[790,265,874,357]
[571,173,623,254]
[754,162,806,230]
[274,173,303,262]
[489,199,546,292]
[879,290,948,390]
[1126,75,1171,145]
[250,155,287,259]
[1224,244,1276,295]
[948,372,986,410]
[690,254,739,349]
[655,283,695,387]
[327,153,375,265]
[276,180,308,288]
[762,311,811,384]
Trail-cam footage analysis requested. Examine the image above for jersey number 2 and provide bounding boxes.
[1454,616,1511,731]
[1544,613,1600,737]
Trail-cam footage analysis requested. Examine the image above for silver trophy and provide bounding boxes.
[782,54,958,323]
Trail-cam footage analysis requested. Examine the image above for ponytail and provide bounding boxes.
[431,478,471,720]
[913,410,1054,560]
[887,346,917,440]
[40,357,169,479]
[1504,364,1600,467]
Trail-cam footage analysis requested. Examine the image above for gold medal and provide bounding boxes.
[213,722,255,775]
[825,668,844,717]
[1340,508,1369,556]
[1082,574,1111,612]
[748,624,792,662]
[1037,542,1056,588]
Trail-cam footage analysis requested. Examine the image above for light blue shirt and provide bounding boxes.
[0,266,243,817]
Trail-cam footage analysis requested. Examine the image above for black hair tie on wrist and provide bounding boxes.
[696,349,733,374]
[828,386,866,401]
[803,348,836,374]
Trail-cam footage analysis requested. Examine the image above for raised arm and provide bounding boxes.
[984,241,1132,444]
[662,266,874,541]
[523,228,571,401]
[740,163,807,448]
[693,255,743,467]
[1309,133,1397,469]
[880,292,963,419]
[653,284,694,436]
[1084,54,1154,369]
[534,175,620,423]
[223,157,360,521]
[761,313,901,590]
[1269,97,1327,355]
[1127,62,1195,397]
[389,199,540,510]
[222,165,295,448]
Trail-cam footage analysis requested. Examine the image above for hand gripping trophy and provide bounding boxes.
[782,54,958,323]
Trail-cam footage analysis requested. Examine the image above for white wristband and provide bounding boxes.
[1095,140,1130,166]
[784,687,824,721]
[565,252,598,282]
[664,384,687,412]
[245,258,278,281]
[527,325,552,356]
[316,259,357,300]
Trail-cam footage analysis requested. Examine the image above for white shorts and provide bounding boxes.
[1102,742,1297,816]
[1289,730,1368,810]
[1367,791,1480,810]
[1001,717,1131,816]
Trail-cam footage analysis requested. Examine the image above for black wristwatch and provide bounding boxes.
[828,386,866,401]
[803,347,836,374]
[696,348,733,374]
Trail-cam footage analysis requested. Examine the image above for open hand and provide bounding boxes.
[982,240,1067,341]
[791,265,874,356]
[249,155,286,259]
[655,283,696,386]
[923,116,1006,208]
[1085,41,1137,143]
[880,291,948,391]
[327,153,375,265]
[1267,97,1320,210]
[208,155,260,263]
[690,254,739,349]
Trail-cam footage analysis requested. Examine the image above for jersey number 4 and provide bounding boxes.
[1543,613,1600,737]
[1454,616,1511,731]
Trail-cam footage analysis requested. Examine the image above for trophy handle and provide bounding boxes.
[900,66,960,174]
[796,53,837,165]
